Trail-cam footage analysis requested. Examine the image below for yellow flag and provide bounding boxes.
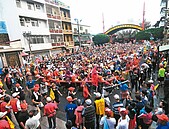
[6,116,15,129]
[154,84,159,90]
[50,88,55,100]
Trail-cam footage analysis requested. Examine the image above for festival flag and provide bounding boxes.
[50,88,55,100]
[91,67,98,86]
[154,84,159,90]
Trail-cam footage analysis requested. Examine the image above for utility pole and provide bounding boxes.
[74,18,82,48]
[23,31,32,62]
[102,12,105,33]
[142,1,145,30]
[163,0,168,45]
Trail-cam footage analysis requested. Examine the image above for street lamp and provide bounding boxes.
[23,31,32,62]
[74,18,82,47]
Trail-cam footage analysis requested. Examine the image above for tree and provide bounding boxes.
[93,34,110,45]
[139,20,151,30]
[115,30,138,43]
[135,27,164,40]
[153,21,160,28]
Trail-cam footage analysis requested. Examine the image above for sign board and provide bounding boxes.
[159,44,169,52]
[0,21,7,34]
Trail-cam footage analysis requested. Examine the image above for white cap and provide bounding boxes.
[119,108,126,112]
[94,92,101,98]
[85,99,92,105]
[114,94,120,100]
[0,111,7,118]
[12,92,20,98]
[0,94,5,98]
[148,80,154,83]
[46,97,52,102]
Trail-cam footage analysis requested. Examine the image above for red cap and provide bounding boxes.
[15,83,20,87]
[121,77,125,81]
[34,87,39,91]
[35,84,39,88]
[118,107,128,116]
[68,87,75,91]
[66,96,73,102]
[157,114,169,121]
[20,103,28,109]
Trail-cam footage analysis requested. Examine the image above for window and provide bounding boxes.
[49,22,54,29]
[27,2,34,10]
[25,18,31,23]
[74,28,77,33]
[80,26,83,30]
[46,7,52,14]
[63,11,66,17]
[58,38,61,42]
[30,36,44,44]
[54,23,59,29]
[37,37,44,43]
[16,0,21,8]
[31,20,38,27]
[85,29,88,34]
[36,4,41,9]
[20,18,25,26]
[65,24,68,30]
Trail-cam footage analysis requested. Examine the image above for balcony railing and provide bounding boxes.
[52,42,65,47]
[45,0,59,6]
[49,28,63,33]
[47,14,61,20]
[61,16,71,22]
[65,41,74,47]
[62,30,72,34]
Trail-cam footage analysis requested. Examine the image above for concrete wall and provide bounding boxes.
[0,0,22,42]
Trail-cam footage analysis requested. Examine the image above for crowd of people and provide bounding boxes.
[0,42,168,129]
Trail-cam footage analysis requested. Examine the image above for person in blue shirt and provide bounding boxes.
[26,76,36,90]
[65,96,77,126]
[118,79,129,100]
[26,76,37,98]
[156,114,169,129]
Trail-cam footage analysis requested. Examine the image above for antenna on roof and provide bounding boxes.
[102,12,105,33]
[142,1,145,30]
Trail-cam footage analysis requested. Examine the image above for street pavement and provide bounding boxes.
[3,79,157,129]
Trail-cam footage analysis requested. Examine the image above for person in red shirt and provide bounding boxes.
[0,111,10,129]
[44,97,58,129]
[0,95,11,119]
[10,92,21,123]
[74,99,84,128]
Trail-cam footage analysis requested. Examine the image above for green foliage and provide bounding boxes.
[135,27,164,40]
[93,34,110,45]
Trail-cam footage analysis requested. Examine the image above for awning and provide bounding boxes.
[21,52,29,57]
[159,44,169,52]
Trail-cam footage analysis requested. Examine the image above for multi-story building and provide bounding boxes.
[160,0,169,44]
[0,0,74,57]
[45,0,74,52]
[72,23,92,46]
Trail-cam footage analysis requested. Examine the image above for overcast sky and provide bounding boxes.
[61,0,161,34]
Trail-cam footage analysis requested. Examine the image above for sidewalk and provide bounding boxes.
[40,116,66,129]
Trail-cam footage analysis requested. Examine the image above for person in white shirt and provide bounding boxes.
[116,108,130,129]
[100,108,116,129]
[25,107,41,129]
